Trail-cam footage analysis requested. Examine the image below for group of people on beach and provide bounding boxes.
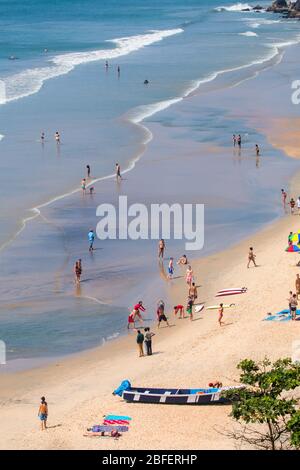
[282,188,300,215]
[232,133,260,158]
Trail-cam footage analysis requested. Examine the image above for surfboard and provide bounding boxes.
[216,290,246,297]
[206,304,235,310]
[217,287,247,293]
[194,304,204,313]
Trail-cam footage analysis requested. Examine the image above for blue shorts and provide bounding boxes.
[39,413,47,421]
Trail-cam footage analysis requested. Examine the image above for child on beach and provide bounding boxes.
[247,247,257,268]
[218,303,224,326]
[186,265,194,286]
[144,327,155,355]
[168,258,174,279]
[174,304,185,319]
[136,330,144,357]
[38,396,48,430]
[81,178,86,193]
[186,297,193,321]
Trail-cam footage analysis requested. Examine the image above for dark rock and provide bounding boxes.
[266,0,288,11]
[253,4,264,9]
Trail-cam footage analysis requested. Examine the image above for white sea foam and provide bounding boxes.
[0,134,4,141]
[239,31,258,37]
[1,28,183,105]
[215,3,253,12]
[246,18,281,28]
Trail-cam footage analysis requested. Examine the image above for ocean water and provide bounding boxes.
[1,0,300,368]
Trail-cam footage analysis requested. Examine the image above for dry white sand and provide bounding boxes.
[1,182,300,449]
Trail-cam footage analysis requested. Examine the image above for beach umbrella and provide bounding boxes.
[286,245,300,253]
[291,232,300,244]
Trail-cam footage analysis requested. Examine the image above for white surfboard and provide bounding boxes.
[217,287,247,293]
[194,304,204,313]
[207,304,235,310]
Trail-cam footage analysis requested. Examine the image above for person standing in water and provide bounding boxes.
[117,65,120,76]
[86,165,91,178]
[247,247,257,268]
[237,134,241,148]
[41,132,45,143]
[55,131,60,144]
[232,134,236,147]
[168,257,174,279]
[38,396,48,431]
[115,163,121,180]
[255,144,260,156]
[74,259,82,284]
[158,239,165,259]
[281,189,287,208]
[81,178,86,194]
[88,229,95,252]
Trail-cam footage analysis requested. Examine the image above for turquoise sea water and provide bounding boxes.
[1,0,300,367]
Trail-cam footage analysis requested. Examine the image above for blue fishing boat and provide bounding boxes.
[113,381,240,405]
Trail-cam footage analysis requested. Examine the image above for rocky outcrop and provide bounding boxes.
[267,0,300,17]
[266,1,289,12]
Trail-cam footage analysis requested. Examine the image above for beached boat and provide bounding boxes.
[113,381,240,405]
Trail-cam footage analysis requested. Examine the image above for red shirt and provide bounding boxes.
[134,303,145,312]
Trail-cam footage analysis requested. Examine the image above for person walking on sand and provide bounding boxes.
[290,294,298,321]
[247,247,257,268]
[290,198,296,215]
[255,144,260,157]
[158,239,165,259]
[144,327,155,355]
[115,163,121,180]
[38,396,48,430]
[136,330,144,357]
[288,290,293,317]
[86,165,91,178]
[74,259,82,284]
[296,275,300,300]
[218,303,224,326]
[88,229,95,252]
[168,257,174,279]
[186,296,194,321]
[81,178,86,194]
[186,265,194,286]
[55,131,60,144]
[281,189,287,208]
[174,304,185,319]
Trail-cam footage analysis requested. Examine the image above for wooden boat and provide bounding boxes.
[121,386,239,405]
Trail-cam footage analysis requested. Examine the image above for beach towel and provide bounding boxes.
[90,425,129,432]
[105,414,132,421]
[263,309,300,322]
